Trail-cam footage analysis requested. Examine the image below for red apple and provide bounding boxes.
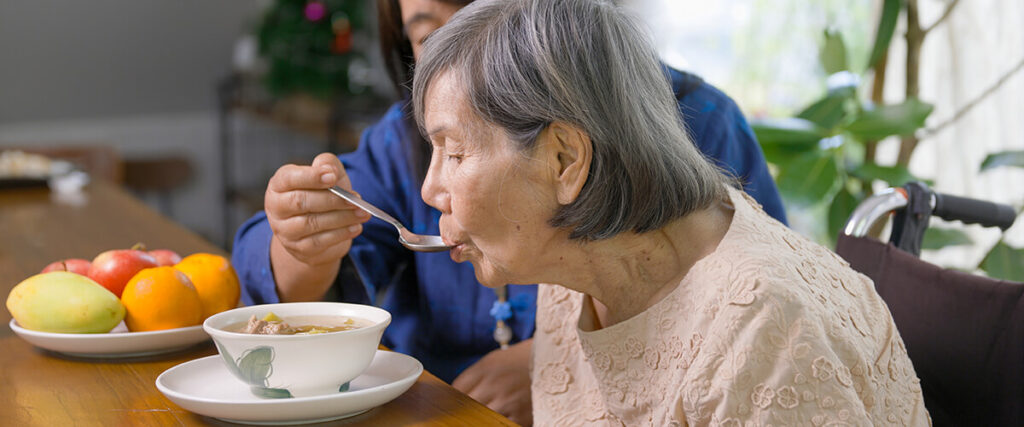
[41,258,93,276]
[87,249,159,297]
[148,249,183,266]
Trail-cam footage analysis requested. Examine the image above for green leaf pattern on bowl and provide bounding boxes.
[215,342,292,398]
[237,346,275,385]
[250,385,294,399]
[214,341,352,398]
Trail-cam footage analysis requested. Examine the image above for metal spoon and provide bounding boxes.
[329,186,452,252]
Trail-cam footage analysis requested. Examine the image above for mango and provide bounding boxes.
[6,271,126,333]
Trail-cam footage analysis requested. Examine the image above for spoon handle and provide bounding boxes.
[329,186,404,231]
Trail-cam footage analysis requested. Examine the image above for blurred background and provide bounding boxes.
[1,0,1021,278]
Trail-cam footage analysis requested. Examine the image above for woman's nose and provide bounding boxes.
[421,159,450,213]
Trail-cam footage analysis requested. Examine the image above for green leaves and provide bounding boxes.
[828,187,860,242]
[849,162,919,187]
[752,0,1023,283]
[821,29,849,75]
[776,150,840,207]
[867,0,901,70]
[921,228,973,250]
[797,89,855,130]
[845,98,934,140]
[750,118,828,146]
[749,117,828,177]
[980,150,1024,172]
[980,241,1024,282]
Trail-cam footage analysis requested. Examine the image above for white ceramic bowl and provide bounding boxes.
[203,302,390,398]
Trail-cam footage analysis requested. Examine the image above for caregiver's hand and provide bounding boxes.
[266,153,371,302]
[453,338,534,426]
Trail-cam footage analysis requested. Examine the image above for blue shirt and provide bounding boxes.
[231,68,786,383]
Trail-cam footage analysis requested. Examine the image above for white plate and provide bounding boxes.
[156,350,423,425]
[9,319,209,358]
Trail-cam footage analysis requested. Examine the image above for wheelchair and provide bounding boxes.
[835,182,1023,426]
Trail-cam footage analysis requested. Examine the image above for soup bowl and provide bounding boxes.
[203,302,391,398]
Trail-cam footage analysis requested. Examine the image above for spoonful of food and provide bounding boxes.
[329,186,452,252]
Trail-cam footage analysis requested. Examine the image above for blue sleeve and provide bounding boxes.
[230,103,415,306]
[339,106,416,304]
[231,211,278,306]
[673,70,788,225]
[698,104,788,224]
[735,114,787,224]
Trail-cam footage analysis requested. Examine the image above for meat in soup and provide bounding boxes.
[229,312,368,335]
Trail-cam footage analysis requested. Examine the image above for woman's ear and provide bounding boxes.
[547,122,592,205]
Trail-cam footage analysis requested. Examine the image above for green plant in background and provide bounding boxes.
[256,0,372,98]
[751,0,1024,281]
[976,151,1024,282]
[752,19,932,242]
[919,151,1024,281]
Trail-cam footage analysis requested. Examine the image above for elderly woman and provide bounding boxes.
[234,0,786,423]
[412,0,930,425]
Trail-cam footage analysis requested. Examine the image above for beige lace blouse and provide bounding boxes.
[531,187,930,426]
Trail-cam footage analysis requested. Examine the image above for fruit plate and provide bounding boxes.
[9,319,209,358]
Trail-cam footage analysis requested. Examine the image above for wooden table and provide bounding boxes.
[0,181,516,426]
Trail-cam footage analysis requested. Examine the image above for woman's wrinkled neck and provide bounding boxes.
[568,200,734,329]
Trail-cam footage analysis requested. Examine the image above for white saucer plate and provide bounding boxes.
[9,319,209,358]
[156,350,423,425]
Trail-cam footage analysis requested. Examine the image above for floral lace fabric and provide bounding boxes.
[531,187,930,426]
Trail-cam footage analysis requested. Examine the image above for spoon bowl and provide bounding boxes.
[329,186,452,252]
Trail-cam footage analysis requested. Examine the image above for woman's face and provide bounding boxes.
[399,0,464,61]
[420,72,563,288]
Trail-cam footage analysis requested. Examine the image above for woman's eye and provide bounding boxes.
[417,29,437,47]
[446,154,462,163]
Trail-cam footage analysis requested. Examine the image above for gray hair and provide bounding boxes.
[413,0,727,240]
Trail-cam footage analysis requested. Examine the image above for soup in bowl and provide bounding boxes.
[203,302,391,398]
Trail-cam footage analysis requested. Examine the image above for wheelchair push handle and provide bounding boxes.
[933,192,1017,231]
[842,185,1019,238]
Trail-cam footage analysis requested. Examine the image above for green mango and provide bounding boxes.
[6,271,126,333]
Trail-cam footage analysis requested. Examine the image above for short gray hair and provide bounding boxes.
[413,0,726,240]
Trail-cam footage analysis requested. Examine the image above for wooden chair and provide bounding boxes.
[123,156,194,216]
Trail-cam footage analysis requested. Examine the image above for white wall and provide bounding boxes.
[0,1,296,247]
[0,0,264,122]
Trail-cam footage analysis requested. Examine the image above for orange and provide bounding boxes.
[121,266,202,332]
[173,253,241,320]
